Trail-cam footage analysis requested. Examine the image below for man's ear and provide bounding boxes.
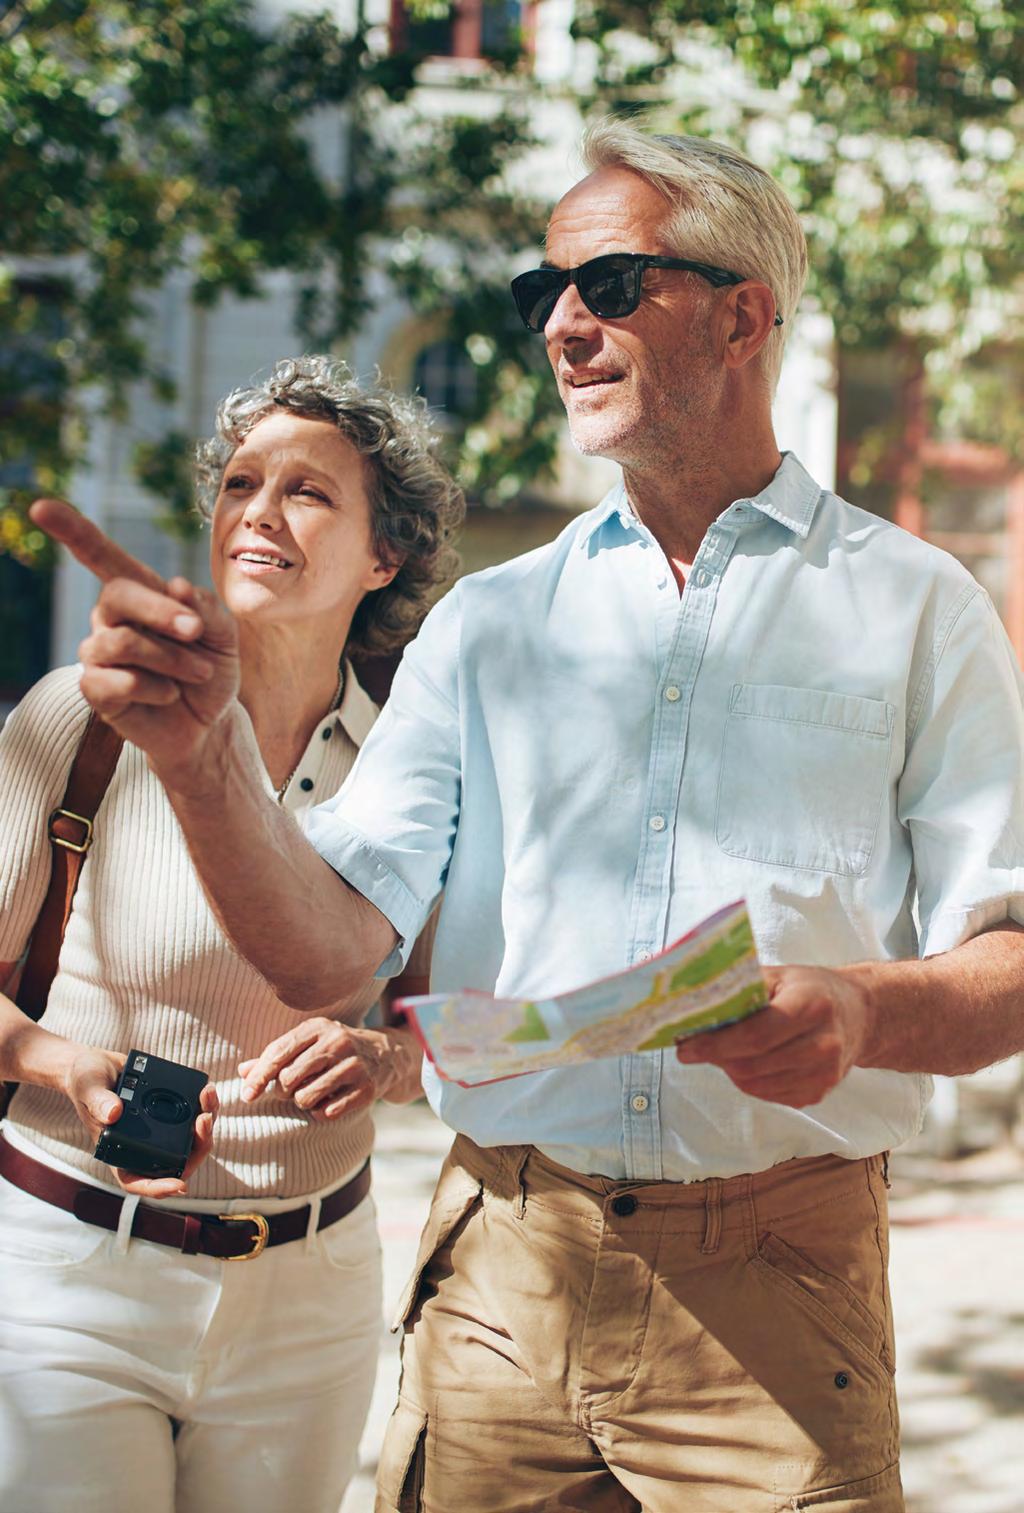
[720,281,779,371]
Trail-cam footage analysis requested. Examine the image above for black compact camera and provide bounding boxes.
[94,1049,209,1179]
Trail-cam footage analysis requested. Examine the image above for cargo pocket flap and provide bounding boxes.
[376,1398,428,1512]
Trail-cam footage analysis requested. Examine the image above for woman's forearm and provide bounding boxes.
[0,993,75,1091]
[374,1024,425,1104]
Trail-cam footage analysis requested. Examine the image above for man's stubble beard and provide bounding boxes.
[563,317,722,470]
[565,364,720,472]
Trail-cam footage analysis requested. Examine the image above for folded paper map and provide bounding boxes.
[397,899,767,1087]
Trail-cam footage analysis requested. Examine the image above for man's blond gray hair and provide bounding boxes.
[580,119,808,391]
[195,355,464,658]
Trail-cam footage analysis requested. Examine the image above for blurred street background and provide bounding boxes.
[3,2,1023,1508]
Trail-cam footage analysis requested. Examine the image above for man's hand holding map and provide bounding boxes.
[397,900,767,1086]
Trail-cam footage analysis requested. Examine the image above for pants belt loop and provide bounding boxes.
[701,1177,723,1255]
[304,1194,323,1254]
[115,1193,140,1255]
[881,1151,891,1190]
[180,1213,202,1256]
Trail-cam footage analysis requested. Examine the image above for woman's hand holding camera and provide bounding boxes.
[239,1017,421,1120]
[62,1044,220,1199]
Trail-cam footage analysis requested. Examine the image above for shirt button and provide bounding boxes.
[636,949,652,963]
[300,778,314,792]
[664,685,681,702]
[630,1093,649,1113]
[321,727,333,740]
[649,815,666,832]
[611,1194,638,1217]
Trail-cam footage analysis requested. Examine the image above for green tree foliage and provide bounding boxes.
[572,1,1024,486]
[0,0,550,565]
[6,1,1020,573]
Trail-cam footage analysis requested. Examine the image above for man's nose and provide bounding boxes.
[544,280,602,349]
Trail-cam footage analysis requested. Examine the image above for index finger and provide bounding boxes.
[29,498,167,592]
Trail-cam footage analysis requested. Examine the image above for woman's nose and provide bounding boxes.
[242,488,283,532]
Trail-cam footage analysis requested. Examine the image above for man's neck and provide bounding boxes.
[622,435,783,580]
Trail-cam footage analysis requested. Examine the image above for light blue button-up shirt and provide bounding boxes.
[308,454,1024,1179]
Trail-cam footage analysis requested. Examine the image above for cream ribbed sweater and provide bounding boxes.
[0,664,420,1199]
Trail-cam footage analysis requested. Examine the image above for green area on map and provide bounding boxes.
[636,979,768,1050]
[503,1001,551,1043]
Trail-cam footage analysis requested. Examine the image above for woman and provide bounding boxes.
[0,356,463,1513]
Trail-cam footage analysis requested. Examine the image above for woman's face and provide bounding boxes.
[210,410,396,636]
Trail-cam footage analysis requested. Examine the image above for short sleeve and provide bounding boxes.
[0,667,93,962]
[306,584,463,976]
[898,588,1024,956]
[405,901,440,979]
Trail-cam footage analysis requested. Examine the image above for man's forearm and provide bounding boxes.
[847,923,1024,1077]
[158,704,398,1012]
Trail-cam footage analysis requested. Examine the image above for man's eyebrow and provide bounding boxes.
[539,259,563,270]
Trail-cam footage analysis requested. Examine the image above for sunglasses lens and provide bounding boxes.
[511,270,565,332]
[578,257,639,318]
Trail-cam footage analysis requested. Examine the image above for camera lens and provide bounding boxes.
[142,1088,191,1125]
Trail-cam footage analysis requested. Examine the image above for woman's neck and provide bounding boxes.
[237,621,349,790]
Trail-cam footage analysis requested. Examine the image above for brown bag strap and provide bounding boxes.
[15,714,124,1021]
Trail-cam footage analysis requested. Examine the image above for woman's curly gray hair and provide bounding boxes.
[195,356,464,658]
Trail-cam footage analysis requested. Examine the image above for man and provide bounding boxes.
[35,120,1024,1511]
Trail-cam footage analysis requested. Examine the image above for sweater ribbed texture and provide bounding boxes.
[0,664,414,1199]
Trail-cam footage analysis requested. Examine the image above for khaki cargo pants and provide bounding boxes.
[377,1136,903,1512]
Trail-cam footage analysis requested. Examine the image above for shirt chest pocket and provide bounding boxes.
[715,683,894,877]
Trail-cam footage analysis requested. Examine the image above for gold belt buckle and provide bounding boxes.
[218,1211,270,1261]
[48,808,94,855]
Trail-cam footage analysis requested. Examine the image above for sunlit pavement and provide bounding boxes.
[342,1102,1024,1513]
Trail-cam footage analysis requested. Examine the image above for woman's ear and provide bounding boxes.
[365,554,402,592]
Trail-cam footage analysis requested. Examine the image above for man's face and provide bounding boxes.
[543,167,723,466]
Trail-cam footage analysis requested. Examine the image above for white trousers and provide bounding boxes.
[0,1151,382,1513]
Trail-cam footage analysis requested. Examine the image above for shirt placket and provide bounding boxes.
[622,518,741,1181]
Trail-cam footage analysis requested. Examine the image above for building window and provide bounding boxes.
[413,339,477,424]
[390,1,527,60]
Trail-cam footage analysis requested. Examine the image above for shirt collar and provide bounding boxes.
[335,658,378,750]
[577,479,636,549]
[744,451,822,538]
[577,451,823,550]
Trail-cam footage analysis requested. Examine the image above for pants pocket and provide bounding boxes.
[754,1230,895,1378]
[780,1458,904,1510]
[375,1397,427,1513]
[390,1150,483,1332]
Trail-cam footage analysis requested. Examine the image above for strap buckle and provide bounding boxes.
[48,808,94,855]
[218,1211,270,1261]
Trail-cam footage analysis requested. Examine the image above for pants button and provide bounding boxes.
[611,1194,638,1217]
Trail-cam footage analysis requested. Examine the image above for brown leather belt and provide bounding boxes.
[0,1135,370,1261]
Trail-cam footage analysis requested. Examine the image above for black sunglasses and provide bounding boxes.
[510,252,784,333]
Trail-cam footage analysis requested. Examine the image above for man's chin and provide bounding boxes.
[566,416,636,460]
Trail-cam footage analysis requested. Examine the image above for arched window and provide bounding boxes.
[412,339,477,424]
